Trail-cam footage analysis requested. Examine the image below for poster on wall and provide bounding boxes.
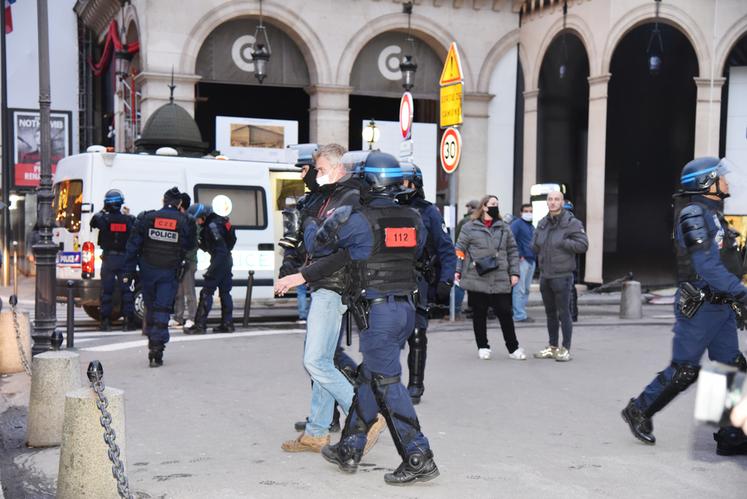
[215,116,298,163]
[10,109,72,189]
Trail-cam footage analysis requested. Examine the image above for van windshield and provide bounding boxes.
[53,179,83,233]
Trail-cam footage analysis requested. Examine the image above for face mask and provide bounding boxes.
[521,212,533,222]
[316,174,330,187]
[304,167,319,192]
[486,206,500,219]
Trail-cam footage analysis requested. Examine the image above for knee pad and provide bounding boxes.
[671,362,700,390]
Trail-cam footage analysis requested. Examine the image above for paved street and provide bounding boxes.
[1,301,746,498]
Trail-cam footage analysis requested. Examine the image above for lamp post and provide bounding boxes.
[362,119,380,150]
[32,0,61,354]
[647,0,664,76]
[399,1,417,91]
[558,0,569,80]
[252,0,272,84]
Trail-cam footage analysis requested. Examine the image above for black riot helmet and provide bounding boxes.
[103,189,124,212]
[349,151,406,198]
[187,203,212,220]
[679,157,732,198]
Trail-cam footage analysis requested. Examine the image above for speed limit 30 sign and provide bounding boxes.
[440,127,462,174]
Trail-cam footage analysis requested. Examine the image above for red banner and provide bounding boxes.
[14,162,58,188]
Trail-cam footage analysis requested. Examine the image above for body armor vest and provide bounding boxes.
[354,204,420,296]
[675,200,743,283]
[98,211,133,252]
[308,185,360,294]
[141,209,185,269]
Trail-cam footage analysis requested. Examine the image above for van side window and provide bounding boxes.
[53,179,83,233]
[194,184,267,230]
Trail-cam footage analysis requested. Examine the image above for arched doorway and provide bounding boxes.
[537,32,590,225]
[719,32,747,173]
[348,31,442,201]
[194,18,311,152]
[604,23,698,285]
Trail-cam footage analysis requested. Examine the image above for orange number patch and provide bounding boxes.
[109,223,127,233]
[384,227,416,248]
[154,217,177,230]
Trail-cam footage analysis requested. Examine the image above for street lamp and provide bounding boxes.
[647,0,664,76]
[399,1,417,91]
[558,0,569,80]
[362,119,380,150]
[252,0,272,84]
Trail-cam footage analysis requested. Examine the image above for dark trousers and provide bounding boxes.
[100,253,134,320]
[140,261,178,346]
[540,275,574,349]
[470,291,519,353]
[199,259,234,325]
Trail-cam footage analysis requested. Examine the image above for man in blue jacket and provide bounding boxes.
[510,203,536,323]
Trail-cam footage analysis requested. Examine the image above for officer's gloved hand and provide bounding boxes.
[436,281,452,303]
[122,272,135,285]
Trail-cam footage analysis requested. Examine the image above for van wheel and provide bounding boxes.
[133,286,145,326]
[82,304,122,322]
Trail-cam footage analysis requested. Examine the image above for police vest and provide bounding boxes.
[675,201,743,282]
[98,212,133,252]
[203,214,237,254]
[356,205,420,295]
[141,210,185,269]
[308,185,360,294]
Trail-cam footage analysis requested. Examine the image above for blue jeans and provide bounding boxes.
[512,259,535,321]
[454,285,465,314]
[304,289,353,436]
[297,283,309,320]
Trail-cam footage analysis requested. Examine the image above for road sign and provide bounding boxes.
[439,42,464,86]
[440,127,462,174]
[399,91,414,139]
[440,82,463,128]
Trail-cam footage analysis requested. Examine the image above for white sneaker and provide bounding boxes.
[478,348,492,360]
[508,347,527,360]
[168,319,181,327]
[183,320,195,329]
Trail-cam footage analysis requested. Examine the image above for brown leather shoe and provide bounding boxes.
[281,432,330,453]
[363,414,387,456]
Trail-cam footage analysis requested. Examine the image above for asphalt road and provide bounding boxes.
[1,310,746,498]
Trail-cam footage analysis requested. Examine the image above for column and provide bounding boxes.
[457,92,493,208]
[584,74,611,284]
[693,77,727,157]
[521,89,539,201]
[135,71,202,122]
[306,84,352,146]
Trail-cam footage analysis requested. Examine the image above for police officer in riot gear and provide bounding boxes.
[400,163,456,404]
[90,189,136,331]
[183,203,237,334]
[621,157,747,455]
[276,151,439,485]
[124,187,192,367]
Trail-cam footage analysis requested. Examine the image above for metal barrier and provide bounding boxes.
[66,280,75,348]
[242,270,255,328]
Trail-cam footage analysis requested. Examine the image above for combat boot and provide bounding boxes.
[213,322,235,333]
[148,342,164,368]
[384,449,440,486]
[621,398,655,444]
[408,385,424,405]
[321,440,363,474]
[122,316,138,332]
[101,317,112,332]
[714,426,747,456]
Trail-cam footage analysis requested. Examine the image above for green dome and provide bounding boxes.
[135,102,208,157]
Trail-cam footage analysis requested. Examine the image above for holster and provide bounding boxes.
[176,261,187,281]
[349,299,370,331]
[679,282,705,319]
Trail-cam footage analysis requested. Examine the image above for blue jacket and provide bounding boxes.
[510,217,536,263]
[410,197,457,283]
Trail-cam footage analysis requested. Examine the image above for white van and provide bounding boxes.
[52,147,302,322]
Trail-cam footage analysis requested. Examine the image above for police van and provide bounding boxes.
[53,146,303,323]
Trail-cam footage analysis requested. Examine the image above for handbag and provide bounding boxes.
[473,255,500,276]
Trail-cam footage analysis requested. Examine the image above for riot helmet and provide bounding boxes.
[398,161,424,202]
[563,200,574,212]
[103,189,124,212]
[187,202,212,220]
[679,157,731,198]
[354,151,405,198]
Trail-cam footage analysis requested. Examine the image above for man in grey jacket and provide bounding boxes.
[531,191,588,361]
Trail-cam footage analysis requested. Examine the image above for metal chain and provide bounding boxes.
[10,296,31,376]
[89,368,134,499]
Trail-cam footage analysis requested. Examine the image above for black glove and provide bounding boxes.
[122,272,135,285]
[436,281,452,304]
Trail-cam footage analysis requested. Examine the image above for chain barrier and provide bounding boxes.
[87,361,134,499]
[10,294,32,376]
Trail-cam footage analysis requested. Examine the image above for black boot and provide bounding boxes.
[148,341,164,368]
[185,293,210,335]
[321,440,362,474]
[122,316,138,332]
[621,398,655,444]
[407,328,427,405]
[384,449,440,485]
[101,317,111,332]
[714,426,747,456]
[213,322,235,333]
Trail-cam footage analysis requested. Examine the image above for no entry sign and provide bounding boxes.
[440,127,462,174]
[399,91,414,139]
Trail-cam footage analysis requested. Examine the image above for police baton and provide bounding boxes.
[345,310,352,346]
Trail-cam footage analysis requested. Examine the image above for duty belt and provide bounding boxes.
[367,295,411,306]
[103,250,126,256]
[703,287,732,305]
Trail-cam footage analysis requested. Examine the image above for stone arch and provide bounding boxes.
[336,12,475,92]
[531,14,595,89]
[122,3,142,66]
[477,29,520,94]
[716,15,747,76]
[179,1,329,84]
[601,3,708,77]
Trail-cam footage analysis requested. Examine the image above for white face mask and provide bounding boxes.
[316,174,330,187]
[521,212,533,222]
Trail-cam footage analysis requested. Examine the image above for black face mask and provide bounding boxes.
[304,167,319,192]
[486,206,500,219]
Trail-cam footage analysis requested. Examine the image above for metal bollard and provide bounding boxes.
[66,280,75,348]
[243,270,255,328]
